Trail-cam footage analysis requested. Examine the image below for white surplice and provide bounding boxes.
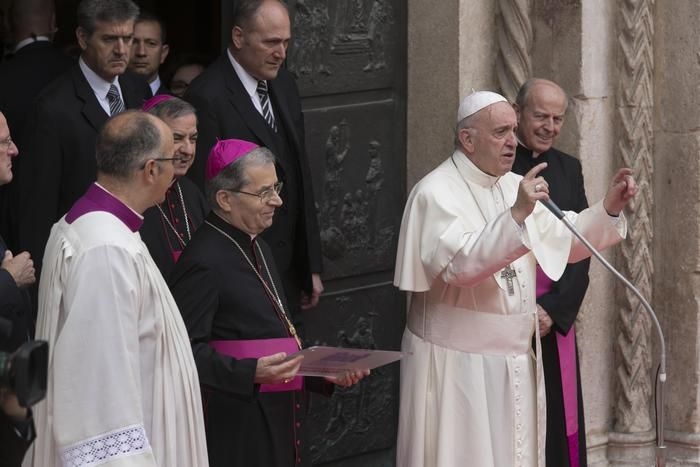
[28,211,208,467]
[394,150,626,467]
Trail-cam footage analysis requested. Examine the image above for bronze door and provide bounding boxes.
[287,1,406,465]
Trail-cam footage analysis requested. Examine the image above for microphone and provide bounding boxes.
[539,197,565,220]
[539,198,668,467]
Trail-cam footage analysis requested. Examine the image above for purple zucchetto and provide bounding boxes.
[141,94,175,112]
[205,139,260,181]
[457,90,508,122]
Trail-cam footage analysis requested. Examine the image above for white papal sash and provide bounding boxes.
[407,292,535,355]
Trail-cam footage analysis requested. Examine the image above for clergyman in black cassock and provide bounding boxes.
[512,78,590,467]
[139,95,208,280]
[169,139,366,467]
[170,211,309,467]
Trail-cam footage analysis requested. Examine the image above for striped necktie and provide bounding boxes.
[107,84,125,116]
[256,80,276,132]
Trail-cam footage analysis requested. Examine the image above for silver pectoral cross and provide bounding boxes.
[500,265,517,296]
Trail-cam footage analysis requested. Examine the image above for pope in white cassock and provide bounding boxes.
[27,111,209,467]
[393,91,638,467]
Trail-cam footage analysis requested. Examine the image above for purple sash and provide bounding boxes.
[536,266,579,467]
[210,338,303,392]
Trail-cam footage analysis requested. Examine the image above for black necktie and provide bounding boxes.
[107,84,125,116]
[256,80,276,132]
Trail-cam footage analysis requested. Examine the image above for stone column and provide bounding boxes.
[653,0,700,464]
[606,0,657,464]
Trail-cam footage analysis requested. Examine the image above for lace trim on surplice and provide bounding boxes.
[60,423,151,466]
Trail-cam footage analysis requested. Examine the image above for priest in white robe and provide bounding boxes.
[394,91,637,467]
[27,111,209,467]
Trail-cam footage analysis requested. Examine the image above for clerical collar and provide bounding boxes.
[13,36,50,53]
[516,137,540,158]
[209,211,258,242]
[65,183,144,232]
[227,48,260,102]
[452,149,500,188]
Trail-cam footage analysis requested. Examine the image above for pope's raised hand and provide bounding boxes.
[511,162,549,225]
[603,168,638,216]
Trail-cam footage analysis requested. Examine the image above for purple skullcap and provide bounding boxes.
[141,94,175,112]
[205,138,260,181]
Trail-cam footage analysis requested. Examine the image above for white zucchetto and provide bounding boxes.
[457,90,508,122]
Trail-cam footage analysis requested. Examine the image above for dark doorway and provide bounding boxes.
[54,0,222,72]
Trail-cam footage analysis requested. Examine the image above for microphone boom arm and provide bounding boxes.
[540,199,667,466]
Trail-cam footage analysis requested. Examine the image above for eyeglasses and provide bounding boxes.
[153,157,183,164]
[230,181,283,203]
[0,136,13,152]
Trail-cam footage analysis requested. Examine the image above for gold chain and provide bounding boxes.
[204,220,302,349]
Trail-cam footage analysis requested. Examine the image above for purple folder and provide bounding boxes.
[209,338,303,392]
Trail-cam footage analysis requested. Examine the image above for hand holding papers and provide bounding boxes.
[210,338,304,392]
[286,346,405,377]
[211,339,405,391]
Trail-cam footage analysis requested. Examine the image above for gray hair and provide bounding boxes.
[205,147,276,210]
[231,0,288,29]
[145,97,197,122]
[96,110,162,179]
[453,113,478,150]
[77,0,140,35]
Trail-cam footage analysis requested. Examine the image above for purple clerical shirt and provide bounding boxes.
[65,183,143,232]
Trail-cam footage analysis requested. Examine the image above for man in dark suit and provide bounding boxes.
[511,78,590,467]
[185,0,323,322]
[0,0,73,252]
[0,110,36,467]
[128,11,170,96]
[17,0,150,272]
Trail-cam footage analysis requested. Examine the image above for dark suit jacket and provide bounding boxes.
[155,83,170,96]
[17,63,151,268]
[0,41,73,252]
[0,410,34,467]
[185,54,322,299]
[0,41,73,148]
[0,234,34,467]
[0,235,32,352]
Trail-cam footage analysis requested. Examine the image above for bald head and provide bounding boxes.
[96,110,167,179]
[515,79,566,111]
[0,111,19,186]
[514,78,568,154]
[9,0,56,42]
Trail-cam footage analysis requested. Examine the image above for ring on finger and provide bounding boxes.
[535,184,542,193]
